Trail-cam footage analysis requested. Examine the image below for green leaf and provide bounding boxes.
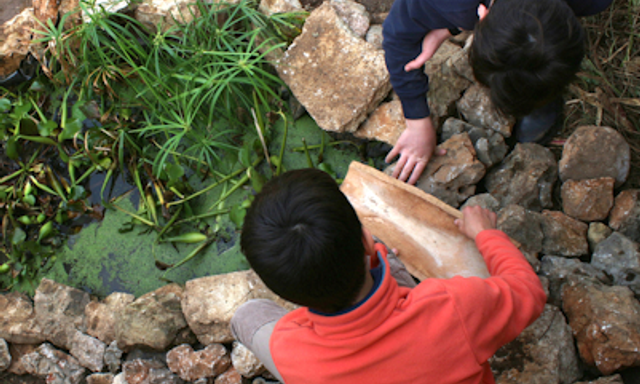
[59,118,82,141]
[68,185,86,201]
[6,136,19,159]
[238,144,251,167]
[248,167,266,193]
[38,120,58,137]
[12,100,31,118]
[165,163,185,182]
[19,118,38,136]
[12,228,27,245]
[229,204,246,229]
[0,98,11,112]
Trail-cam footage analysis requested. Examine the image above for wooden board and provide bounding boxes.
[340,161,490,280]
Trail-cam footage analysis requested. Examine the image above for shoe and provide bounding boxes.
[513,97,564,145]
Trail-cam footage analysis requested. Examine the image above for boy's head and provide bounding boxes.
[241,169,366,313]
[470,0,585,117]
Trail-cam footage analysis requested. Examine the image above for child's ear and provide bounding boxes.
[477,4,489,20]
[362,227,376,257]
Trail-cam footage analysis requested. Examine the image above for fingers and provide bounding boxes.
[407,159,427,185]
[398,157,416,182]
[436,147,447,156]
[385,145,400,164]
[392,154,408,179]
[404,51,429,72]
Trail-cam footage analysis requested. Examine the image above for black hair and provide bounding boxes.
[470,0,585,117]
[240,169,365,313]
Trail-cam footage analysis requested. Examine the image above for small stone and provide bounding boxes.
[354,99,404,146]
[85,292,134,345]
[592,232,640,295]
[0,338,10,372]
[123,358,183,384]
[7,343,37,375]
[259,0,303,15]
[609,189,640,243]
[34,278,90,350]
[427,71,471,129]
[166,344,230,382]
[461,193,500,212]
[562,277,640,375]
[412,133,486,207]
[540,211,589,257]
[330,0,370,38]
[423,40,462,77]
[558,126,630,187]
[588,222,613,251]
[456,84,515,137]
[441,118,507,167]
[87,373,115,384]
[539,255,609,307]
[485,143,557,211]
[113,372,127,384]
[104,341,123,373]
[215,367,243,384]
[0,292,45,344]
[365,24,383,49]
[232,342,265,378]
[561,178,615,222]
[497,205,544,254]
[574,374,624,384]
[21,343,86,384]
[69,330,106,372]
[490,305,581,384]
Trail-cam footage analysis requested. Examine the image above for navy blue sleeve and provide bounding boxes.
[564,0,613,16]
[382,0,482,119]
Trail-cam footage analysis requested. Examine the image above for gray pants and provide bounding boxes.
[230,248,416,382]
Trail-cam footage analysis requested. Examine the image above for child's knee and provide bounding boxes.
[231,299,286,346]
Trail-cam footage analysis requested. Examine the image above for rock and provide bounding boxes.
[85,292,135,345]
[330,0,370,38]
[104,341,123,373]
[277,3,390,133]
[123,358,184,384]
[609,189,640,243]
[87,373,115,384]
[497,205,544,254]
[423,40,462,77]
[485,143,557,211]
[135,0,212,33]
[259,0,303,15]
[561,178,615,222]
[448,37,475,82]
[7,343,37,375]
[215,367,243,384]
[0,7,35,79]
[574,374,624,384]
[0,292,44,344]
[166,344,230,381]
[354,99,404,145]
[588,222,613,251]
[365,24,383,49]
[115,284,188,352]
[490,305,581,384]
[427,70,472,129]
[232,342,265,378]
[81,0,129,23]
[539,255,609,307]
[540,211,589,257]
[456,84,515,138]
[591,232,640,296]
[461,193,500,212]
[182,270,293,345]
[69,330,106,372]
[562,277,640,375]
[0,338,9,372]
[113,372,126,384]
[34,278,90,350]
[21,343,86,384]
[558,126,630,187]
[441,117,508,167]
[411,133,486,208]
[520,249,541,272]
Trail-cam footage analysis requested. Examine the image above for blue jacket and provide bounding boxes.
[382,0,612,119]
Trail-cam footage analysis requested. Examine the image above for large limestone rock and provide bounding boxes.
[21,343,86,384]
[0,292,44,344]
[277,2,391,133]
[497,205,543,254]
[6,343,37,375]
[135,0,225,33]
[540,211,589,257]
[456,84,515,138]
[484,143,557,211]
[182,270,293,344]
[558,126,630,187]
[69,331,106,372]
[562,277,640,375]
[85,292,135,345]
[231,342,265,378]
[0,7,35,79]
[592,232,640,296]
[427,66,472,128]
[561,178,615,222]
[354,99,404,145]
[330,0,370,38]
[413,133,486,208]
[259,0,303,15]
[539,255,609,307]
[490,305,581,384]
[608,189,640,243]
[0,338,9,372]
[34,278,90,350]
[115,284,189,352]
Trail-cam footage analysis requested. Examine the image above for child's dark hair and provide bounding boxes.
[241,169,365,313]
[470,0,585,117]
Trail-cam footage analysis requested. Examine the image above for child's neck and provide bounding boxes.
[352,271,375,305]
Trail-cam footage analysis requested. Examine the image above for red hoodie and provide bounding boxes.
[270,230,546,383]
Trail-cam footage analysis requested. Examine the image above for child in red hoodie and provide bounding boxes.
[231,168,546,383]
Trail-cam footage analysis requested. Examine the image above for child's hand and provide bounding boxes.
[454,206,497,241]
